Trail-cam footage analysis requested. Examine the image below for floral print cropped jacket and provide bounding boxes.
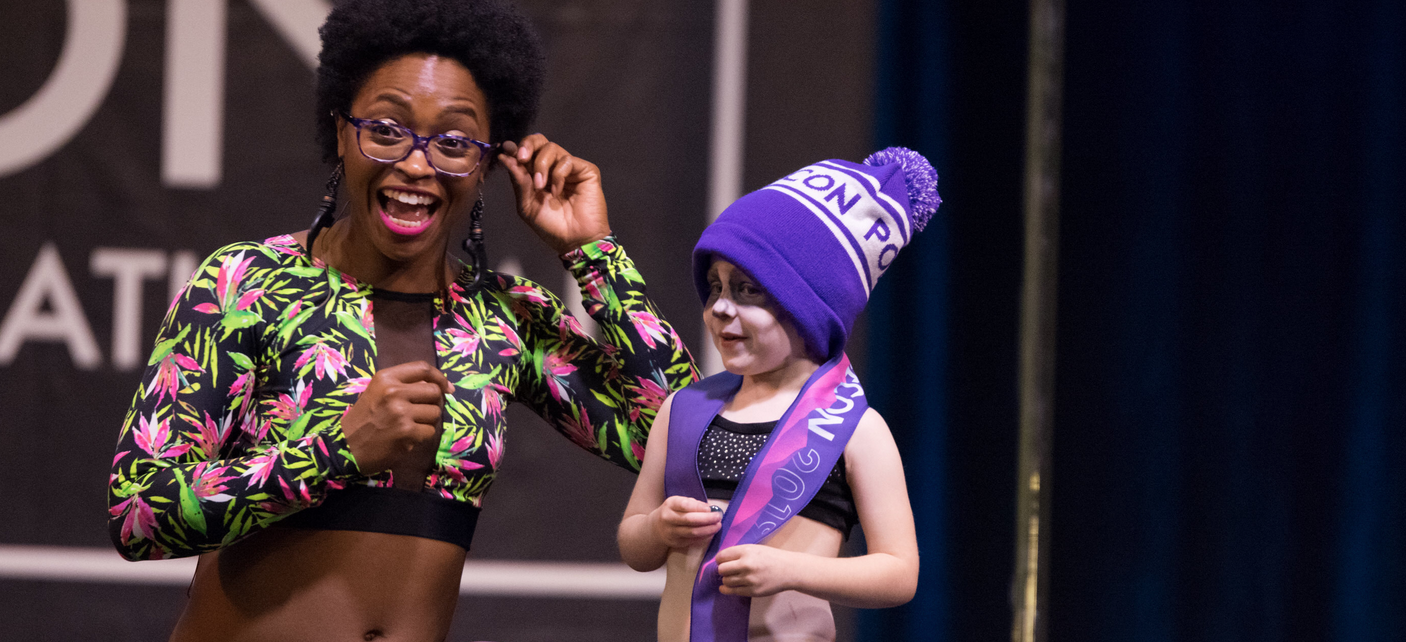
[108,234,697,560]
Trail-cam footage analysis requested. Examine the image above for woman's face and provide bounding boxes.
[337,53,491,264]
[704,259,809,377]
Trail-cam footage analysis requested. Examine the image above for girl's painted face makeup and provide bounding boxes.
[704,259,807,377]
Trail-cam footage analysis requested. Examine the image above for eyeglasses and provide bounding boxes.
[342,114,495,176]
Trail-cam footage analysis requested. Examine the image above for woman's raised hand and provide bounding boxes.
[499,134,611,255]
[341,361,453,475]
[650,496,724,549]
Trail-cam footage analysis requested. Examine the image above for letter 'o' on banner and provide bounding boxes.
[0,0,127,177]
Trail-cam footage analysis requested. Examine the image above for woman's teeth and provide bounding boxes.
[379,188,439,235]
[388,190,435,206]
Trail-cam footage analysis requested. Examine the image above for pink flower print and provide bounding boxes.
[295,341,349,382]
[631,440,646,464]
[441,327,481,357]
[442,457,485,484]
[110,495,157,544]
[285,300,304,320]
[264,234,302,255]
[447,280,469,306]
[148,351,204,404]
[496,319,522,357]
[359,299,375,337]
[485,430,505,469]
[229,370,256,419]
[543,351,579,403]
[558,314,588,343]
[133,413,193,459]
[269,380,313,423]
[190,462,235,502]
[628,311,668,349]
[481,385,506,422]
[191,411,230,459]
[507,284,550,305]
[558,409,598,451]
[449,433,477,457]
[277,477,314,508]
[628,375,669,422]
[241,451,278,487]
[229,370,254,398]
[110,450,130,484]
[343,377,370,394]
[581,277,608,314]
[214,252,255,309]
[241,416,272,444]
[339,271,362,291]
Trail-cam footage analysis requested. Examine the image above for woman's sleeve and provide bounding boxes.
[509,236,699,472]
[107,244,362,561]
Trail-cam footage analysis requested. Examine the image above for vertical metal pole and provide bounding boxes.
[1013,0,1064,640]
[702,0,750,376]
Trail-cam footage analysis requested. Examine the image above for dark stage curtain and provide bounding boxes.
[860,0,1028,640]
[1052,1,1406,641]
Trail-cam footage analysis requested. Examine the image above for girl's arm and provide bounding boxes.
[617,394,722,571]
[715,408,919,608]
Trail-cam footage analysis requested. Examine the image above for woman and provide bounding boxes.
[618,148,937,641]
[107,1,696,639]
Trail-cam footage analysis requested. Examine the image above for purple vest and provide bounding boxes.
[664,354,867,642]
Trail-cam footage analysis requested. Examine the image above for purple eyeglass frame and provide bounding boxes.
[342,114,496,176]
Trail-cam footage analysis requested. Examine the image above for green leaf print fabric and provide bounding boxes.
[108,234,698,560]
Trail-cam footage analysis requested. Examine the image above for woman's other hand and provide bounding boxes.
[715,544,798,597]
[341,361,454,474]
[650,496,723,549]
[500,134,610,255]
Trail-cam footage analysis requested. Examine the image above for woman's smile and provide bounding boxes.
[377,186,443,236]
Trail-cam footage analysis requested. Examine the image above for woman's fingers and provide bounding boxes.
[381,360,454,393]
[549,157,573,194]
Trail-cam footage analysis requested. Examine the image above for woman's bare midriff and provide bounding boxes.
[170,526,466,642]
[658,500,845,642]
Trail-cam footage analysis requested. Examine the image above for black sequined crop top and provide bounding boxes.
[698,415,858,537]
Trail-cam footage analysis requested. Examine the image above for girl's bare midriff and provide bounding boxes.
[170,526,465,642]
[658,500,845,642]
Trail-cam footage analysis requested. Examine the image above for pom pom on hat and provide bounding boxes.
[864,146,941,231]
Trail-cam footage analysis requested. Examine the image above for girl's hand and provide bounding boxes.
[499,135,610,255]
[340,361,453,474]
[716,544,799,597]
[651,496,723,548]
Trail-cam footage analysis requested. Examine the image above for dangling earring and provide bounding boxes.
[462,193,488,293]
[306,160,344,260]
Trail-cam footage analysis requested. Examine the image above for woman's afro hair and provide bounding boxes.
[314,0,545,164]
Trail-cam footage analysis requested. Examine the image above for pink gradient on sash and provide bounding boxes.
[717,356,852,549]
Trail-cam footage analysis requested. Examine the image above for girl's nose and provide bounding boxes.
[710,295,735,318]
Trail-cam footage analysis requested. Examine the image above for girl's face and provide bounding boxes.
[704,259,809,377]
[336,53,491,265]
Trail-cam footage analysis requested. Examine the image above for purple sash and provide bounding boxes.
[665,354,867,642]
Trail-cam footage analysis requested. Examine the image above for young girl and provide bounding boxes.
[618,148,940,641]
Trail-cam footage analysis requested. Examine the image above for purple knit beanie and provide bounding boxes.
[693,147,941,361]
